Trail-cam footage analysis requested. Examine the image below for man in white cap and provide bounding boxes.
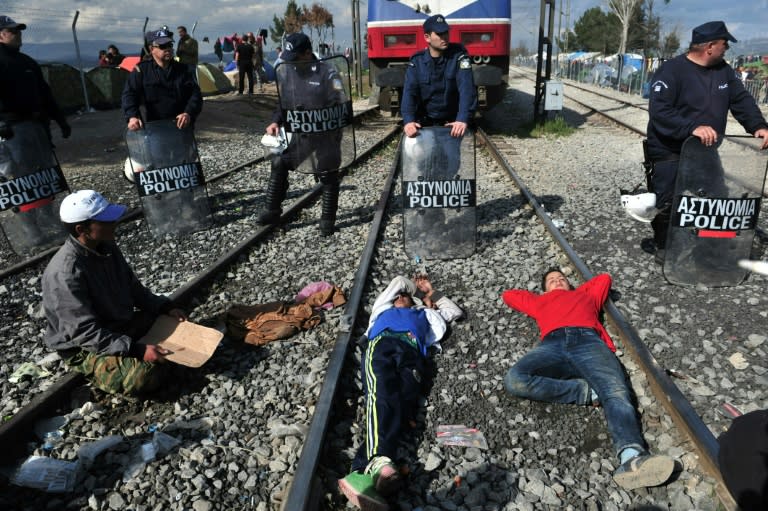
[645,21,768,262]
[41,190,186,395]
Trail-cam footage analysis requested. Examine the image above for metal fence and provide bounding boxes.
[514,55,768,105]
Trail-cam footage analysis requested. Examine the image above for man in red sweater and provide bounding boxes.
[502,269,674,491]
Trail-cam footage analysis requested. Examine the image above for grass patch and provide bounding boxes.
[516,115,576,138]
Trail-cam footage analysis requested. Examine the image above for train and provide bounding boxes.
[367,0,511,113]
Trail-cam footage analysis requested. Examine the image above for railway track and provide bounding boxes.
[512,65,767,155]
[0,105,383,280]
[1,79,762,510]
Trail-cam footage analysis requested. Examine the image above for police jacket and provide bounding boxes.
[401,43,477,125]
[122,59,202,124]
[42,236,173,357]
[0,43,65,125]
[647,53,768,160]
[271,57,346,126]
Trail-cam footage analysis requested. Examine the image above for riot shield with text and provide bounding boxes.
[275,55,355,174]
[0,121,69,255]
[402,127,476,259]
[125,121,211,237]
[664,137,766,287]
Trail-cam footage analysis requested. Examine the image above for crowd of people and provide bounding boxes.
[2,10,767,511]
[97,44,124,67]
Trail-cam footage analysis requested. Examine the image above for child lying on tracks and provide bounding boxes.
[41,190,187,396]
[339,274,462,510]
[501,269,675,491]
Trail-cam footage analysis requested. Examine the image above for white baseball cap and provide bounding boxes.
[59,190,127,223]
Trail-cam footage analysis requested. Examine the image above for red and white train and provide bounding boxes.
[367,0,511,112]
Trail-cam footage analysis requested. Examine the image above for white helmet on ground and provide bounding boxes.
[123,157,146,183]
[620,193,657,223]
[738,259,768,276]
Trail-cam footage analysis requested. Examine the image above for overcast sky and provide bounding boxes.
[3,0,766,56]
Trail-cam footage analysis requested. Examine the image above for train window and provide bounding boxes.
[461,32,494,45]
[384,34,416,48]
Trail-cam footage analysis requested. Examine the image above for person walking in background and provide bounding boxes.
[235,35,255,95]
[176,25,198,73]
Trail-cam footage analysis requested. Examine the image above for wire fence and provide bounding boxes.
[514,55,768,106]
[0,2,277,68]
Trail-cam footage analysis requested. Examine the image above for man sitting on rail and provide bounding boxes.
[339,274,462,510]
[501,269,675,491]
[41,190,187,395]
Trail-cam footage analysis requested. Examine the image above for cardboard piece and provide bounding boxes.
[138,315,223,368]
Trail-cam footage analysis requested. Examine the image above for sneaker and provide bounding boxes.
[338,472,389,511]
[613,453,675,490]
[365,456,401,496]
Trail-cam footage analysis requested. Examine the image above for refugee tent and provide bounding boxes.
[40,63,106,114]
[197,62,234,96]
[119,56,141,72]
[86,66,129,108]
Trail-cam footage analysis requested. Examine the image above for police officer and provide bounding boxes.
[401,14,477,139]
[122,27,202,131]
[646,21,768,261]
[0,15,70,141]
[258,32,345,236]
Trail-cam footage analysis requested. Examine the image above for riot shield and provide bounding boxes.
[125,120,211,237]
[0,121,69,255]
[275,55,355,174]
[664,137,766,287]
[402,127,476,259]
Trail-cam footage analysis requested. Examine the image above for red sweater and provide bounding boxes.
[501,274,616,352]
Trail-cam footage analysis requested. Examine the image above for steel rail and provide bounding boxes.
[282,134,403,511]
[477,126,737,510]
[0,123,401,465]
[512,66,764,154]
[0,106,382,281]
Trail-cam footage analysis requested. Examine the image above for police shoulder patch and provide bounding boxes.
[459,57,472,70]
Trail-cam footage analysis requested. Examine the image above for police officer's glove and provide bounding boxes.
[0,121,13,140]
[58,120,72,139]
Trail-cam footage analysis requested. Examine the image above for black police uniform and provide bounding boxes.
[0,43,70,140]
[122,59,202,125]
[259,57,345,236]
[401,42,477,126]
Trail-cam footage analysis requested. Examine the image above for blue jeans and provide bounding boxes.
[504,327,645,456]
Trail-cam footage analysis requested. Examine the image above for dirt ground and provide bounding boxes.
[51,91,279,175]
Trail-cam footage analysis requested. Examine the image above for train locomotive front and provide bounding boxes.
[367,0,511,114]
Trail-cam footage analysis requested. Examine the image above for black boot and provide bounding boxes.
[258,157,288,224]
[319,173,340,236]
[651,207,671,249]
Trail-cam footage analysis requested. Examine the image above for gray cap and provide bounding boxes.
[0,16,26,31]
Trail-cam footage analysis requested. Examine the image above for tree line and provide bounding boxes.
[269,0,335,48]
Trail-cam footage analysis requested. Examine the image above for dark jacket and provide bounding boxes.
[401,43,477,125]
[122,59,202,124]
[647,53,768,160]
[42,236,172,356]
[0,43,65,125]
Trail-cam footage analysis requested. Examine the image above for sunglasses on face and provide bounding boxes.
[153,42,173,50]
[1,27,20,34]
